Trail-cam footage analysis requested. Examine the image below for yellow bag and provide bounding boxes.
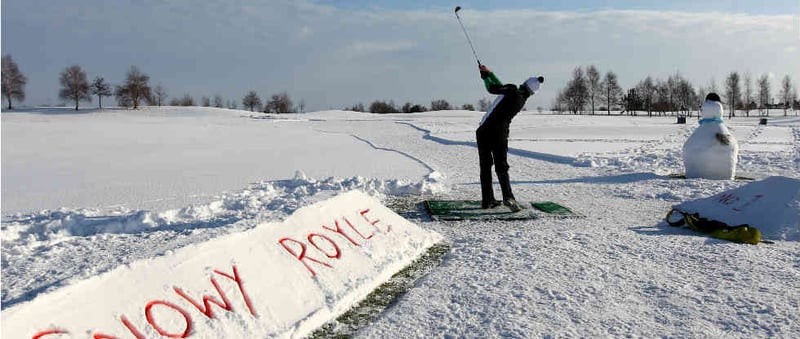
[665,209,762,245]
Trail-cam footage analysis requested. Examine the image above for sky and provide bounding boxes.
[2,0,799,111]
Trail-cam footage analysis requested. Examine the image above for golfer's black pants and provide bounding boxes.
[477,136,514,205]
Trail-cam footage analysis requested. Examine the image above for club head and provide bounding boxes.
[455,6,461,13]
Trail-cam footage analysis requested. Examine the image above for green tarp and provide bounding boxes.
[668,173,755,181]
[423,200,582,221]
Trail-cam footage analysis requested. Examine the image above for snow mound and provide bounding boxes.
[673,176,800,241]
[1,172,448,245]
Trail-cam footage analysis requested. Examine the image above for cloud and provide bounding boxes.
[339,41,416,59]
[2,1,796,110]
[296,26,314,40]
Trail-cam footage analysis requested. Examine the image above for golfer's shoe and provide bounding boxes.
[503,198,523,212]
[482,200,502,209]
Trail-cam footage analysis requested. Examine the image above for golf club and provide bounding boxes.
[454,6,481,66]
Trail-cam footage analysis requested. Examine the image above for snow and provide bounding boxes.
[1,108,431,214]
[673,176,800,240]
[2,190,444,338]
[2,106,800,337]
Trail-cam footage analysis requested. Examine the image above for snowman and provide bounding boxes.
[682,93,739,180]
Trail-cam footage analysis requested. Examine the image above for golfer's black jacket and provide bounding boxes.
[476,71,531,142]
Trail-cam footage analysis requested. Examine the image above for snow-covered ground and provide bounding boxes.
[2,107,799,337]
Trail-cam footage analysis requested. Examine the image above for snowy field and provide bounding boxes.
[2,107,800,337]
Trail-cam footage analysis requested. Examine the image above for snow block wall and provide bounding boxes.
[673,176,800,241]
[2,190,444,339]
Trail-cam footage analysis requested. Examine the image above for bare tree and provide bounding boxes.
[708,77,719,95]
[201,96,211,107]
[265,92,294,113]
[402,102,427,113]
[665,73,685,114]
[564,67,588,114]
[176,93,195,106]
[623,88,640,115]
[346,103,365,112]
[586,65,601,114]
[553,89,567,113]
[90,76,112,109]
[169,95,188,106]
[696,83,707,102]
[213,94,224,108]
[654,79,670,115]
[226,99,238,110]
[793,85,799,115]
[430,99,452,111]
[636,76,656,116]
[369,100,399,113]
[58,65,91,110]
[757,74,771,116]
[724,72,741,118]
[153,84,167,107]
[2,55,28,110]
[674,76,697,116]
[461,104,476,111]
[779,75,794,116]
[115,66,152,109]
[242,90,262,112]
[601,71,623,115]
[743,72,754,117]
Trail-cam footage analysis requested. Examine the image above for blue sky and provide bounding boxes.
[318,0,799,15]
[2,0,798,110]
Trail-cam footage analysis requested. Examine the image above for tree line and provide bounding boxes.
[2,54,482,114]
[554,65,799,117]
[343,99,480,114]
[0,54,532,115]
[3,54,476,114]
[4,54,798,116]
[1,55,305,113]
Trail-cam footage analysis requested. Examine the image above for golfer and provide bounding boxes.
[476,64,543,211]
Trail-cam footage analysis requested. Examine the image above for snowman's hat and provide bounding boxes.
[701,93,724,119]
[705,93,721,103]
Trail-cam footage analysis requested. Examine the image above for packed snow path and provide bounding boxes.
[2,108,799,337]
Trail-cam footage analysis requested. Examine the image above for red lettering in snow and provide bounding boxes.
[30,266,257,338]
[32,329,68,339]
[212,265,257,317]
[732,194,764,212]
[279,237,332,276]
[118,265,255,338]
[173,278,232,319]
[361,209,391,233]
[279,207,394,276]
[344,216,375,240]
[120,315,146,339]
[145,300,192,338]
[308,233,342,259]
[717,193,739,205]
[322,219,361,246]
[172,265,256,320]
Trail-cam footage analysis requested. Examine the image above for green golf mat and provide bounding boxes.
[423,200,582,221]
[530,201,579,216]
[668,173,755,181]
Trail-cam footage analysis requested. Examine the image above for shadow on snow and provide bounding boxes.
[396,121,575,165]
[460,172,663,186]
